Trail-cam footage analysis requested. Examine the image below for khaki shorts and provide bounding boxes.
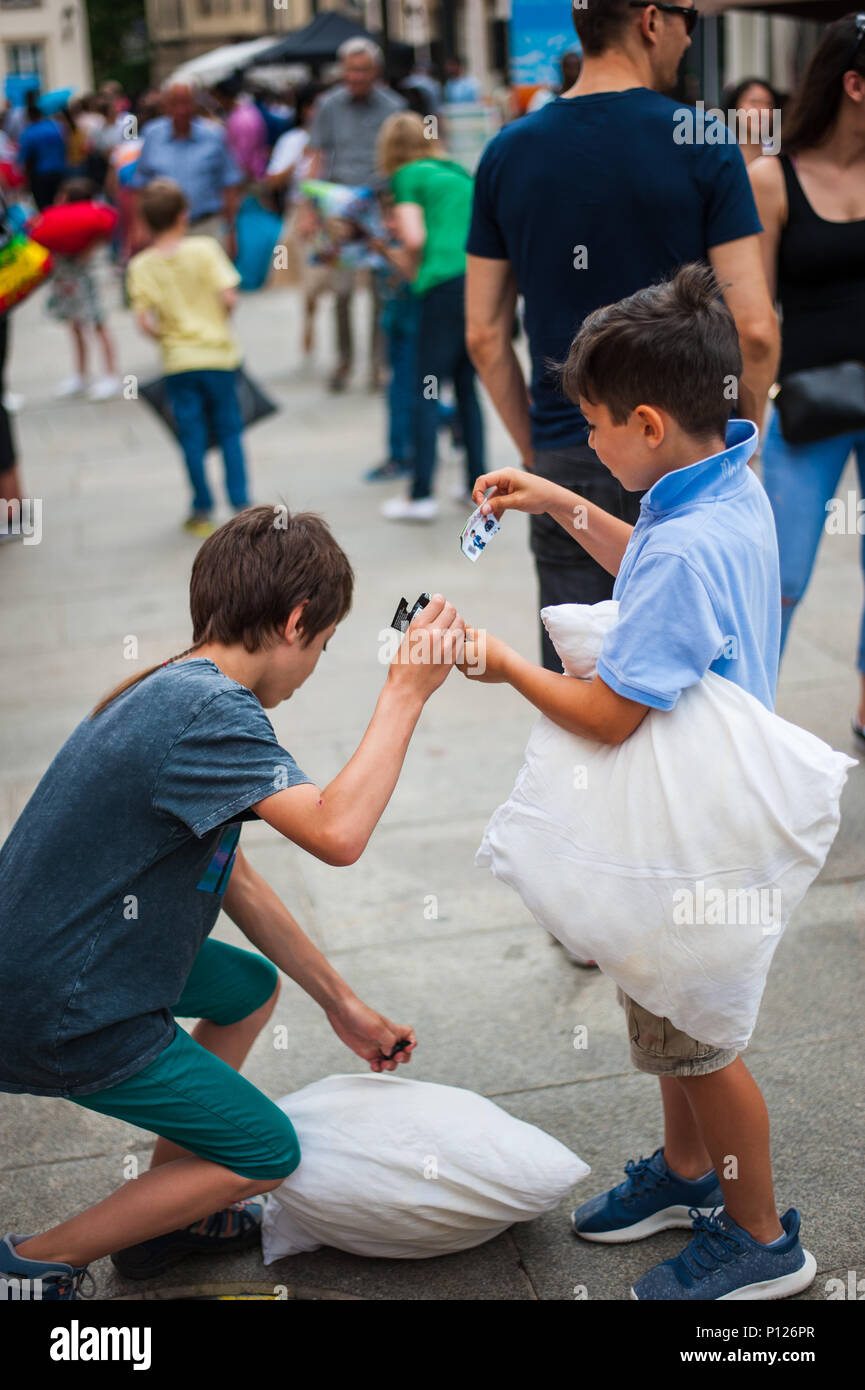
[617,987,739,1078]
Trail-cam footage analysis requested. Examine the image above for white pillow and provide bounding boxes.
[261,1073,589,1261]
[541,599,620,677]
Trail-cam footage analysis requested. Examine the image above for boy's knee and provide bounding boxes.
[248,956,279,1014]
[244,1112,301,1188]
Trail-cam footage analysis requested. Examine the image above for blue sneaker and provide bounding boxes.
[631,1207,817,1300]
[110,1197,265,1280]
[1,1233,94,1301]
[571,1148,723,1243]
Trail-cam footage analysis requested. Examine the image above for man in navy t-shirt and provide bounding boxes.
[465,0,779,670]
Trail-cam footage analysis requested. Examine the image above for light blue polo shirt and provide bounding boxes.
[597,420,781,713]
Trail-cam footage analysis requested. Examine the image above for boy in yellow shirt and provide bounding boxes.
[127,179,249,536]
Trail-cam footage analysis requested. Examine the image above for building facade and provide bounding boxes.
[1,0,93,94]
[133,0,828,101]
[145,0,324,84]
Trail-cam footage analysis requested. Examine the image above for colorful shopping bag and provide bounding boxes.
[0,194,53,313]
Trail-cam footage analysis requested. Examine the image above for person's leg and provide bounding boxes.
[303,293,316,356]
[368,273,385,391]
[659,1076,714,1180]
[70,321,88,380]
[389,322,417,465]
[853,439,865,725]
[201,370,249,511]
[332,268,354,389]
[677,1058,782,1243]
[164,372,214,516]
[452,349,485,493]
[411,282,456,502]
[149,939,280,1169]
[441,278,485,492]
[94,321,118,377]
[761,413,854,657]
[15,941,295,1269]
[531,445,642,671]
[14,1155,279,1270]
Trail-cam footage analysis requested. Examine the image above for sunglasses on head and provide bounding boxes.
[629,2,700,38]
[853,13,865,69]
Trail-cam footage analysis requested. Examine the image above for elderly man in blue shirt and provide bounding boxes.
[132,85,243,255]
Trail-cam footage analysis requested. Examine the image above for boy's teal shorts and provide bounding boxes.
[69,939,300,1182]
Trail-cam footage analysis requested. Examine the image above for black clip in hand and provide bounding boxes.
[380,1038,413,1062]
[390,593,430,634]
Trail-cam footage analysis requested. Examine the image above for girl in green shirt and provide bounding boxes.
[373,112,486,521]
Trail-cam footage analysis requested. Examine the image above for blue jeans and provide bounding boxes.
[164,369,249,515]
[387,314,419,464]
[384,298,457,464]
[761,411,865,672]
[412,276,485,501]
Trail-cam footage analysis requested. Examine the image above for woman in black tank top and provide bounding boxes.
[750,14,865,743]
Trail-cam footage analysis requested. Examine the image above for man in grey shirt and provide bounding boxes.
[307,39,405,391]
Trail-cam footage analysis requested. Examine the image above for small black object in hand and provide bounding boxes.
[380,1038,413,1062]
[390,592,430,634]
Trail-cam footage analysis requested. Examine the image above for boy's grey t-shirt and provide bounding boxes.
[0,659,310,1097]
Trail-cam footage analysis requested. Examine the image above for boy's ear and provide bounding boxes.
[281,602,308,645]
[634,404,666,447]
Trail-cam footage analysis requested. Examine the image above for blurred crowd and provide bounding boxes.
[2,13,864,735]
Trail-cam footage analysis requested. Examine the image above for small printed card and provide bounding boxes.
[460,502,501,562]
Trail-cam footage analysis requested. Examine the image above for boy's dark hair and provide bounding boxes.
[59,176,97,204]
[572,0,634,57]
[561,263,743,440]
[91,506,354,717]
[138,178,188,233]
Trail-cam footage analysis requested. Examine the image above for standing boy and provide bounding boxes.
[128,178,248,537]
[460,265,815,1301]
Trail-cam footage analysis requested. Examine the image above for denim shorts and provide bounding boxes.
[617,986,739,1078]
[69,940,300,1181]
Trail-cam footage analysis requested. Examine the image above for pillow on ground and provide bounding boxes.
[261,1073,589,1262]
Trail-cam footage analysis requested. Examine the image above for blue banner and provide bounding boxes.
[510,0,581,89]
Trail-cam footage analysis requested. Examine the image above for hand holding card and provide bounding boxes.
[460,501,501,562]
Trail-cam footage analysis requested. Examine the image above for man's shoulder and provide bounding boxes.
[191,116,225,143]
[317,85,349,112]
[375,85,407,111]
[141,115,171,143]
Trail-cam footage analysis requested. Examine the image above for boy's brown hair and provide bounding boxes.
[560,263,743,441]
[91,506,354,716]
[139,178,188,234]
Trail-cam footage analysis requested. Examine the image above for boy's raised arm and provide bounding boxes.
[253,594,465,865]
[472,468,634,578]
[461,628,648,746]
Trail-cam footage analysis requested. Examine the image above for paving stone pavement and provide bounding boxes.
[1,261,862,1301]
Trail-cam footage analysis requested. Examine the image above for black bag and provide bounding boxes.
[772,360,865,446]
[138,367,278,449]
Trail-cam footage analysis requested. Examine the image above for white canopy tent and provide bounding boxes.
[166,39,282,90]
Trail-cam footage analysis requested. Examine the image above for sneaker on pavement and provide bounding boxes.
[87,374,123,402]
[55,374,87,398]
[1,1232,94,1301]
[364,459,412,483]
[571,1147,723,1243]
[110,1198,265,1281]
[182,513,215,538]
[381,496,439,522]
[631,1206,817,1301]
